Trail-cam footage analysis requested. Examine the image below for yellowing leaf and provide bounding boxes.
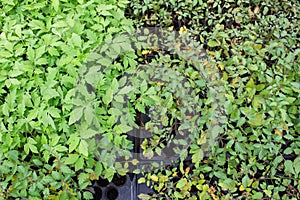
[131,159,139,165]
[274,129,282,137]
[138,177,146,184]
[159,176,168,182]
[232,77,239,84]
[282,126,288,131]
[150,175,158,182]
[254,6,260,14]
[185,167,190,174]
[218,64,224,70]
[172,172,177,177]
[239,184,245,191]
[179,26,187,35]
[156,82,164,87]
[142,50,151,55]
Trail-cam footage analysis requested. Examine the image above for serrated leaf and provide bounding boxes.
[252,192,263,199]
[52,0,59,12]
[28,137,37,144]
[118,124,132,133]
[78,140,89,157]
[69,107,83,125]
[36,45,46,59]
[111,78,119,92]
[64,154,80,165]
[235,142,247,154]
[52,171,61,180]
[118,86,134,95]
[103,168,115,182]
[75,156,84,171]
[28,143,38,154]
[103,88,113,105]
[214,171,227,179]
[27,47,35,61]
[192,148,203,163]
[84,106,95,125]
[47,107,61,118]
[72,33,82,47]
[68,134,80,153]
[36,58,48,65]
[54,145,68,152]
[80,129,97,139]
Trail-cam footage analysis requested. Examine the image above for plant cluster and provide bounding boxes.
[0,0,136,199]
[126,0,300,199]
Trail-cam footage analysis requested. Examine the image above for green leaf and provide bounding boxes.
[54,145,68,152]
[248,113,264,126]
[192,148,203,163]
[36,45,46,59]
[71,33,82,47]
[52,171,61,180]
[252,192,263,199]
[214,171,227,179]
[176,179,186,188]
[104,168,115,182]
[111,78,119,92]
[80,129,97,139]
[137,194,151,200]
[118,86,134,95]
[69,107,83,125]
[65,154,80,165]
[27,47,35,61]
[138,177,146,184]
[7,150,19,161]
[78,140,89,157]
[52,0,59,12]
[84,106,96,125]
[50,135,60,146]
[235,142,247,154]
[75,156,84,171]
[47,107,61,118]
[28,137,37,144]
[103,88,113,105]
[117,124,132,133]
[294,157,300,176]
[83,191,93,199]
[68,134,80,153]
[284,160,295,175]
[207,40,220,47]
[36,58,48,65]
[28,143,38,154]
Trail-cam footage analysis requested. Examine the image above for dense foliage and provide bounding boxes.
[0,0,136,199]
[126,0,300,199]
[0,0,299,199]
